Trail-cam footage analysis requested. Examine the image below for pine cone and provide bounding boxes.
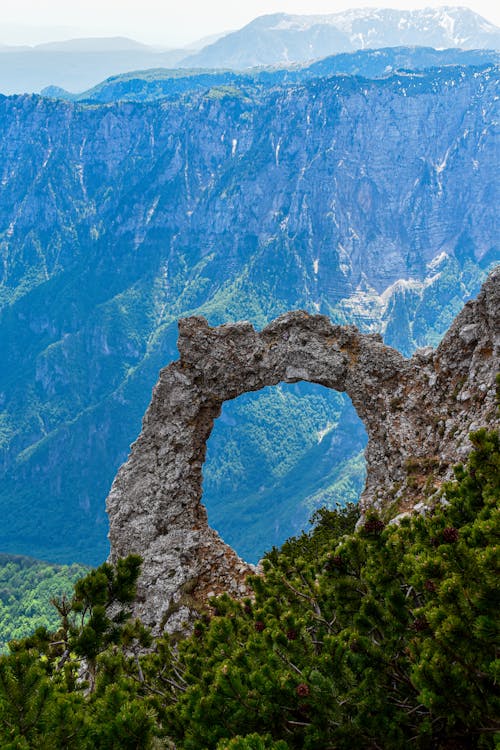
[442,527,459,543]
[325,555,344,571]
[412,617,429,632]
[363,518,386,534]
[296,683,310,697]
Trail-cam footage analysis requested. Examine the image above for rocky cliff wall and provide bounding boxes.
[0,64,497,564]
[107,268,499,634]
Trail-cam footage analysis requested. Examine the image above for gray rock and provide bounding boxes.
[107,268,499,634]
[459,323,480,344]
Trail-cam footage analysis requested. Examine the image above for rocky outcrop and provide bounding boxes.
[107,268,499,634]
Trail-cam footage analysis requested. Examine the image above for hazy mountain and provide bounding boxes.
[0,64,497,564]
[0,41,190,95]
[41,47,499,103]
[0,43,31,51]
[33,37,154,52]
[189,31,234,51]
[2,7,499,95]
[183,7,500,69]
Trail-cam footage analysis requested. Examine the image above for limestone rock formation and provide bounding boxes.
[107,268,499,633]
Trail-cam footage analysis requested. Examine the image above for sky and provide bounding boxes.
[1,0,498,47]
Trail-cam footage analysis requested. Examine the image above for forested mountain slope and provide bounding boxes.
[0,64,497,563]
[42,47,499,102]
[0,554,87,650]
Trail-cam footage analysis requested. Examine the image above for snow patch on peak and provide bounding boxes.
[380,277,425,303]
[263,6,499,44]
[427,250,450,271]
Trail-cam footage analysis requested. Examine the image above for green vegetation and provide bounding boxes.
[0,556,88,651]
[0,429,498,748]
[204,383,366,562]
[205,85,251,101]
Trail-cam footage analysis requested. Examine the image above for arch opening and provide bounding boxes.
[202,381,367,564]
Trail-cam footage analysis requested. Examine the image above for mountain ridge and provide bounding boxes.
[182,6,500,69]
[39,47,499,102]
[0,63,497,564]
[1,6,498,94]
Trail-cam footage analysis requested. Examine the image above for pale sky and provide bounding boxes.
[0,0,498,47]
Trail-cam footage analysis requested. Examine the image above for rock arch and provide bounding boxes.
[107,269,499,633]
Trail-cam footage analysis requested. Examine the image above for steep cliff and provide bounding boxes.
[0,65,497,563]
[107,269,499,634]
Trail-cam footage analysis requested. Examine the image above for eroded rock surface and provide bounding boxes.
[107,268,499,633]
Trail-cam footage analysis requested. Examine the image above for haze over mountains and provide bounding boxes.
[0,6,499,94]
[0,38,189,95]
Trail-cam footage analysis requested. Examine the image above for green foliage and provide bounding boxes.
[48,554,150,691]
[0,431,498,748]
[0,555,159,749]
[204,383,366,562]
[205,85,250,101]
[216,734,289,749]
[0,556,88,652]
[153,430,499,749]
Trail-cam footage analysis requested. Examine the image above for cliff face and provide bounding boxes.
[0,65,497,563]
[107,269,499,634]
[3,67,496,304]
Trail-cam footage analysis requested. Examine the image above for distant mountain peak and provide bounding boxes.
[34,36,153,53]
[183,6,499,69]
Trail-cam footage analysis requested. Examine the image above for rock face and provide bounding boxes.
[107,268,499,634]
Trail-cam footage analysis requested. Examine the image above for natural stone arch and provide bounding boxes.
[107,269,499,634]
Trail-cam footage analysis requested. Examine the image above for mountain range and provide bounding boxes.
[0,54,497,564]
[182,7,500,68]
[0,6,498,94]
[41,47,499,102]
